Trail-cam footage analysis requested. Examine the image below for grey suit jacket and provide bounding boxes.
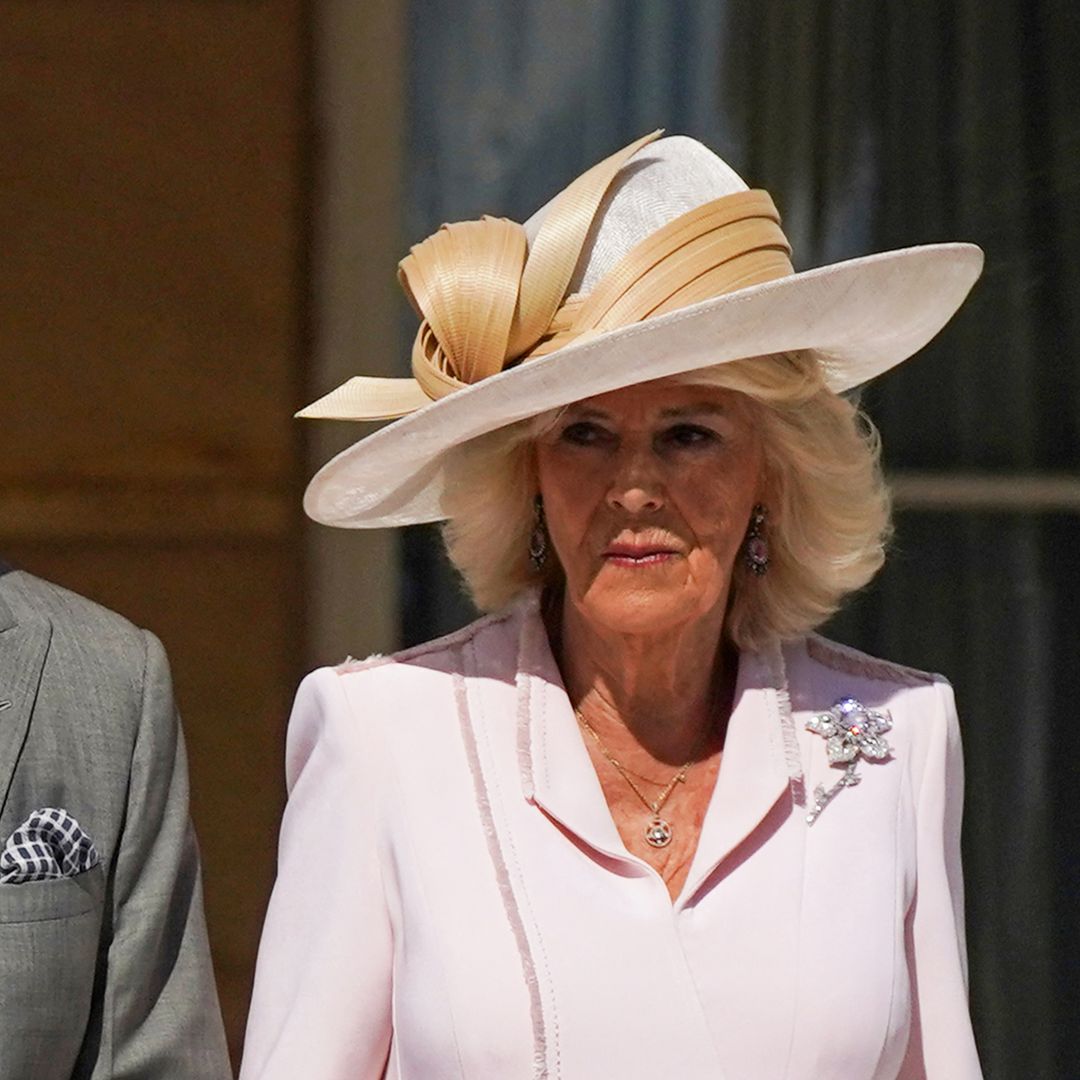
[0,568,232,1079]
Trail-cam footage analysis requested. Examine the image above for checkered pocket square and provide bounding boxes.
[0,807,99,885]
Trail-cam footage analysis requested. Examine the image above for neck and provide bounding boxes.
[547,590,735,765]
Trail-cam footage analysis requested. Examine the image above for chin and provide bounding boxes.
[575,571,708,637]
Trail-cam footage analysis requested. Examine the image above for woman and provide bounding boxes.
[241,133,984,1078]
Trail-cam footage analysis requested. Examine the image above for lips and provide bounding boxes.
[602,539,681,565]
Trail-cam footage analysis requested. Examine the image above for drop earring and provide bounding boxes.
[529,494,548,570]
[744,503,769,575]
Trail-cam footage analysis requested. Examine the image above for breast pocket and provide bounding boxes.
[0,865,105,1080]
[0,861,104,923]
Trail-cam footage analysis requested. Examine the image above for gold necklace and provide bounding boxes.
[575,710,708,849]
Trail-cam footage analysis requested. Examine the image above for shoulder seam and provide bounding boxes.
[805,633,936,687]
[334,604,518,675]
[4,570,144,642]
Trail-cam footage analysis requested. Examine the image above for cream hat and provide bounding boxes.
[301,131,982,528]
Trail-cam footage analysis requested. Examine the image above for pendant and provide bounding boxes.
[644,816,673,848]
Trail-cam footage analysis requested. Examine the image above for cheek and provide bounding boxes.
[689,497,751,554]
[671,456,763,564]
[535,448,603,539]
[535,442,613,509]
[678,470,759,537]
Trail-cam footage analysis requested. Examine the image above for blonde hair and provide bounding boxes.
[440,352,891,650]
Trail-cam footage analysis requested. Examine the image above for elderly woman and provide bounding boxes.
[240,133,984,1079]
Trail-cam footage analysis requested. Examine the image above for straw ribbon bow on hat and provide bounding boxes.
[299,130,795,423]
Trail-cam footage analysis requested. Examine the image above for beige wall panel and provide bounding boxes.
[1,4,304,484]
[305,0,407,665]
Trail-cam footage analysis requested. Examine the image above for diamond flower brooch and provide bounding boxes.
[804,696,893,825]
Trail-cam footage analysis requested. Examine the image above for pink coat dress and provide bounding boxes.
[240,592,983,1079]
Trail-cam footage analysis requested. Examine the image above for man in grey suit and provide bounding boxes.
[0,563,232,1079]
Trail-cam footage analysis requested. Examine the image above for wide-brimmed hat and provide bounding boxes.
[301,131,982,529]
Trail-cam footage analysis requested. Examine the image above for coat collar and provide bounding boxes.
[511,593,804,902]
[0,578,50,817]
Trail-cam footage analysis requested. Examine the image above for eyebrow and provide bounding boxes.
[563,402,730,421]
[658,403,730,419]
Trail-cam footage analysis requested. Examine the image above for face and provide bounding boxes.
[534,379,765,638]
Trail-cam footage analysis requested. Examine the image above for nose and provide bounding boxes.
[605,447,664,515]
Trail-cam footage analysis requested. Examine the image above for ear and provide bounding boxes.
[753,455,779,518]
[522,439,541,492]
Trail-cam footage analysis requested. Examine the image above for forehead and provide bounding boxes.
[564,378,747,419]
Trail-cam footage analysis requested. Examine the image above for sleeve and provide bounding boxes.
[96,631,232,1079]
[239,668,393,1080]
[897,678,984,1079]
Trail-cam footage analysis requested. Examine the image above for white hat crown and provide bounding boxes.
[525,136,752,295]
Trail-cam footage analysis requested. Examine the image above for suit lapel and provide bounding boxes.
[515,596,630,860]
[0,590,51,818]
[678,640,802,905]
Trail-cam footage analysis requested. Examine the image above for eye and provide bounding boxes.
[559,420,614,447]
[659,423,718,449]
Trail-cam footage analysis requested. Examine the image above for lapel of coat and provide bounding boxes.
[513,595,630,861]
[676,639,804,905]
[0,586,51,819]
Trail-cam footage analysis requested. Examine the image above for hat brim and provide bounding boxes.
[304,242,983,528]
